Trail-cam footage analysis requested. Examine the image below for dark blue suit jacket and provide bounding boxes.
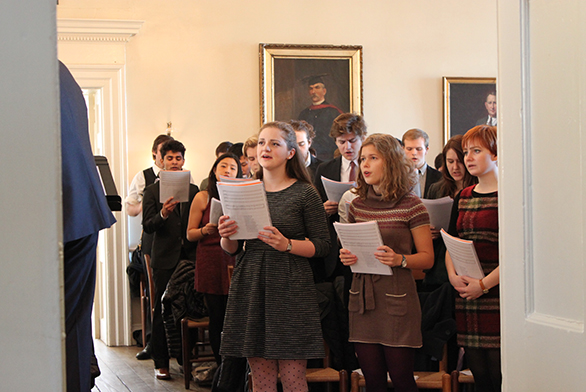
[59,61,116,243]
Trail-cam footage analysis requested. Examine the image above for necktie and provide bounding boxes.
[414,170,422,197]
[349,161,357,182]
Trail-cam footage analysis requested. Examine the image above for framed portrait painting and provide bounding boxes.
[260,43,363,161]
[443,77,497,143]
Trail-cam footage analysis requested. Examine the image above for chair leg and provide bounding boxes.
[181,318,191,389]
[338,369,349,392]
[140,292,147,348]
[451,370,459,392]
[442,372,452,392]
[350,372,360,392]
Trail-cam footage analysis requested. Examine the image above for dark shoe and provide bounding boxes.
[155,368,171,380]
[136,345,151,360]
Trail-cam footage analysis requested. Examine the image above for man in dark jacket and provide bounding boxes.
[142,139,198,380]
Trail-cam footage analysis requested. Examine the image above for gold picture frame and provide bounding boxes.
[443,77,497,144]
[260,43,363,161]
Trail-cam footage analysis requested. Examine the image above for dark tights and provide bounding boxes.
[204,293,228,365]
[466,347,501,392]
[354,342,417,392]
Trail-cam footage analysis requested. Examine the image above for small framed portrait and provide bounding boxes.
[260,43,363,161]
[443,77,497,144]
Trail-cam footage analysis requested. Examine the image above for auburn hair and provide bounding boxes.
[354,133,417,202]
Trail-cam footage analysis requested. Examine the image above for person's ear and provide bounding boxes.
[287,148,296,160]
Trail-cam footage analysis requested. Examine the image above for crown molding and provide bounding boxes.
[57,19,143,42]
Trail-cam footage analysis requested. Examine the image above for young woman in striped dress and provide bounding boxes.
[218,122,330,392]
[339,133,434,392]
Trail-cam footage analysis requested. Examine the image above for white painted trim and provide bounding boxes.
[57,17,142,346]
[68,64,131,346]
[57,18,143,42]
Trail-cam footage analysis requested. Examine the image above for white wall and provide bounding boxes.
[0,0,64,390]
[57,0,497,185]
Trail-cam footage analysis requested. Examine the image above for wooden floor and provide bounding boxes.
[91,339,211,392]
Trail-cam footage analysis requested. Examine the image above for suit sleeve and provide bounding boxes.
[314,163,328,202]
[303,185,331,258]
[142,185,165,234]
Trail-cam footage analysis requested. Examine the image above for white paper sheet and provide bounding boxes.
[159,170,190,203]
[337,189,357,223]
[218,175,257,183]
[441,229,485,279]
[321,176,355,202]
[209,197,223,225]
[217,180,272,240]
[334,221,392,276]
[421,196,454,230]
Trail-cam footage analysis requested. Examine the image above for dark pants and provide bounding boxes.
[64,232,99,392]
[466,347,501,392]
[151,267,176,369]
[204,293,228,365]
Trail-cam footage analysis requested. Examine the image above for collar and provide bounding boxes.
[341,156,358,172]
[418,162,428,176]
[304,153,312,167]
[152,164,162,177]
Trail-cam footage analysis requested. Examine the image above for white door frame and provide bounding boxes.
[58,19,143,346]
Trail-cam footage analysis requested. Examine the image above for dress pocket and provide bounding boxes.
[348,290,360,313]
[385,293,408,316]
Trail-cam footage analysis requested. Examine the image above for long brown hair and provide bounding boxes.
[354,133,417,202]
[436,135,477,198]
[254,121,312,184]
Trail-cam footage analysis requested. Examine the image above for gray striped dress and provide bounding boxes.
[219,181,330,359]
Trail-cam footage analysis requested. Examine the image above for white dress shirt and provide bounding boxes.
[340,157,359,183]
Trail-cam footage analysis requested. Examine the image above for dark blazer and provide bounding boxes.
[423,165,442,199]
[307,155,323,184]
[60,61,116,243]
[475,115,497,126]
[314,157,343,279]
[142,181,199,269]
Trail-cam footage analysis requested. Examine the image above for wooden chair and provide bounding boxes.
[247,341,349,392]
[350,344,452,392]
[139,270,149,348]
[181,316,215,389]
[143,254,155,317]
[137,252,155,349]
[450,369,474,392]
[181,264,233,389]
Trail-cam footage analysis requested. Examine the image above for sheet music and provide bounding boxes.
[338,189,357,223]
[421,196,454,230]
[334,221,392,276]
[218,175,258,183]
[217,181,272,240]
[321,176,355,202]
[209,197,223,224]
[441,229,485,279]
[159,170,190,203]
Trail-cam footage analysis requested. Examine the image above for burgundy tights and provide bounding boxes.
[354,342,418,392]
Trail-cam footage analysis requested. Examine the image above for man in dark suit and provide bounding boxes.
[142,139,199,380]
[289,120,323,182]
[402,128,442,198]
[475,91,497,126]
[298,76,343,161]
[59,60,117,391]
[314,113,367,283]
